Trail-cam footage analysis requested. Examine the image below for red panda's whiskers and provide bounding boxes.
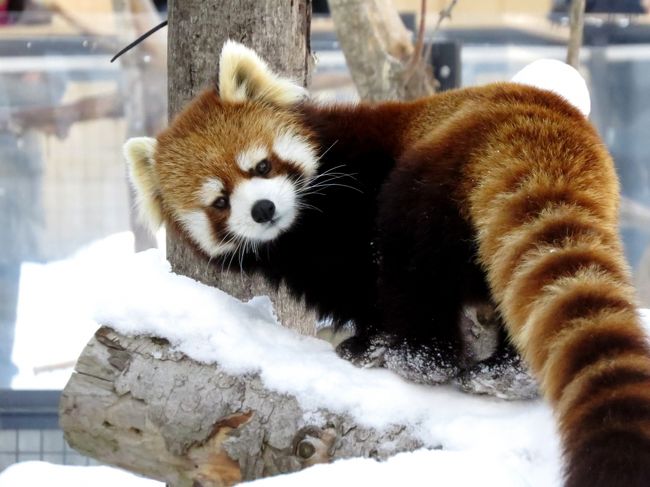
[295,201,323,214]
[296,171,362,198]
[310,173,358,185]
[316,140,339,162]
[221,232,246,274]
[312,164,357,181]
[204,254,215,275]
[308,181,364,195]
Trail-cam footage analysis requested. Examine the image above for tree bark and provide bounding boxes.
[165,0,318,336]
[60,327,424,487]
[328,0,435,101]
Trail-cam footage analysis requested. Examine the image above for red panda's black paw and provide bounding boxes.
[336,334,460,385]
[335,334,392,369]
[382,340,459,385]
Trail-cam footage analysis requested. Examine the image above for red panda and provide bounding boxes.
[124,41,650,486]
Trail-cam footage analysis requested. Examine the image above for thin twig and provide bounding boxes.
[423,0,460,68]
[111,19,168,62]
[404,0,428,79]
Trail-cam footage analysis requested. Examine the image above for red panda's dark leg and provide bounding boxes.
[337,159,492,382]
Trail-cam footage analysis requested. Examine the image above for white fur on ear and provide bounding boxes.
[218,40,307,106]
[123,137,163,232]
[511,59,591,117]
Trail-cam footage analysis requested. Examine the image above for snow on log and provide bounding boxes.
[57,249,567,486]
[60,326,422,487]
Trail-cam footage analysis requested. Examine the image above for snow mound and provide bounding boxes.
[11,242,650,486]
[511,59,591,116]
[245,448,527,487]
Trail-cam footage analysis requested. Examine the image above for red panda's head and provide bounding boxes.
[123,41,318,257]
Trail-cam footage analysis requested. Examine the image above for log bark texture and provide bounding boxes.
[60,327,424,487]
[165,0,318,336]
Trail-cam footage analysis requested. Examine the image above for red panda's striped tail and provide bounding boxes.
[464,94,650,486]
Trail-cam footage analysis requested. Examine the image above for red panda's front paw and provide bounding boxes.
[336,334,460,385]
[382,340,459,385]
[335,334,392,369]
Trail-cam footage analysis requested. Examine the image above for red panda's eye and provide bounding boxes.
[255,159,271,176]
[212,196,229,210]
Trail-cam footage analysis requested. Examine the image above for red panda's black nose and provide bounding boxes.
[251,199,276,223]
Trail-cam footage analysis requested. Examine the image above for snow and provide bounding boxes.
[12,230,165,389]
[92,248,562,485]
[0,462,162,487]
[511,59,591,117]
[246,449,530,487]
[12,232,138,389]
[7,233,650,486]
[0,452,528,487]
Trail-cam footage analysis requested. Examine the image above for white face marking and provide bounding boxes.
[236,146,268,173]
[273,131,318,177]
[228,176,297,241]
[198,178,225,207]
[177,210,235,256]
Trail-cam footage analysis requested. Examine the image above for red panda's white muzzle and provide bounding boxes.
[228,176,298,242]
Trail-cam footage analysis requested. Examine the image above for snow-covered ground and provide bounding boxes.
[0,461,162,487]
[4,233,650,486]
[12,232,138,389]
[11,231,164,389]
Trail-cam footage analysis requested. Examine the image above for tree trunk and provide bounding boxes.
[165,0,318,335]
[328,0,435,101]
[60,327,424,487]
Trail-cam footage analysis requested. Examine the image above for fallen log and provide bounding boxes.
[60,327,424,487]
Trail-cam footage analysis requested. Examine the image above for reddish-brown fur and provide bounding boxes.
[148,82,650,486]
[444,85,650,486]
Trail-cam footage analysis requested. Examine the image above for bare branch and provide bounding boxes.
[566,0,586,68]
[403,0,428,79]
[423,0,461,73]
[3,93,123,138]
[436,0,460,31]
[329,0,435,100]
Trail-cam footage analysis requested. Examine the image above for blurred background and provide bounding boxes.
[0,0,649,472]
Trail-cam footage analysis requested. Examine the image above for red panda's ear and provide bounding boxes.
[218,40,307,107]
[123,137,163,233]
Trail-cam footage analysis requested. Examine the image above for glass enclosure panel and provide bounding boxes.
[0,4,166,391]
